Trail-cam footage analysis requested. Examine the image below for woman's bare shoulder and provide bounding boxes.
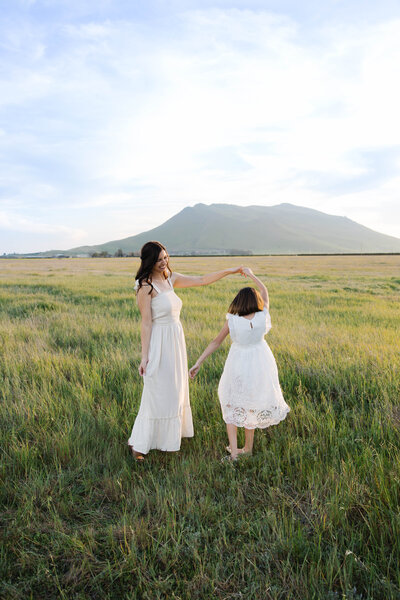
[136,282,152,296]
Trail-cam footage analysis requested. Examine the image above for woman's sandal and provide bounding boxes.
[129,446,145,461]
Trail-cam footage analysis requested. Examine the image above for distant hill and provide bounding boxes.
[28,203,400,256]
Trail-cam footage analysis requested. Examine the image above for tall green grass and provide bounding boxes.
[1,256,399,599]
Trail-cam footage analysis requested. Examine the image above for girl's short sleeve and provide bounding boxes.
[263,307,272,333]
[226,312,237,321]
[225,312,234,333]
[134,279,139,291]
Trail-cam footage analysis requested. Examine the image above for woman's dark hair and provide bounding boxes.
[135,241,171,294]
[228,287,264,316]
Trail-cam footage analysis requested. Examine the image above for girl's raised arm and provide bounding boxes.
[243,267,269,310]
[189,321,229,379]
[172,266,244,289]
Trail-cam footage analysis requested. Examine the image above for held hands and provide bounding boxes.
[189,363,200,379]
[139,358,149,376]
[242,266,254,277]
[228,266,255,277]
[228,265,245,275]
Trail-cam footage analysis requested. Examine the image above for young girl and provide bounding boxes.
[189,267,290,461]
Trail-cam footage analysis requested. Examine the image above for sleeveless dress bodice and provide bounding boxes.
[150,286,182,326]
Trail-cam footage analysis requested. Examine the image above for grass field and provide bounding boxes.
[1,255,399,600]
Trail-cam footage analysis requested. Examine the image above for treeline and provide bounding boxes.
[90,249,139,258]
[90,249,253,257]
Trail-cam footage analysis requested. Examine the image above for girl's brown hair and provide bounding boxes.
[228,287,264,316]
[135,241,171,294]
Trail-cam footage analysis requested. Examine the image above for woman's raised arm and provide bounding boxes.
[172,266,245,289]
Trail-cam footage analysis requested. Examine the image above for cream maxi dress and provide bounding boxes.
[128,277,194,454]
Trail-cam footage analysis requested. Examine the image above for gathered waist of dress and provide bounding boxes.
[152,316,181,326]
[231,339,266,348]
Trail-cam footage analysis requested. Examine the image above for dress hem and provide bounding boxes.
[223,408,290,430]
[128,433,194,455]
[128,413,194,454]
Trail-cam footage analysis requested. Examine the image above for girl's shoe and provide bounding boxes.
[226,446,252,456]
[221,454,238,463]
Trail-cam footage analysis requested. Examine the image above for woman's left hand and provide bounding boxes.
[139,358,149,376]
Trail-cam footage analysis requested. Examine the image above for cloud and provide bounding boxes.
[298,146,400,195]
[0,210,85,236]
[1,3,400,252]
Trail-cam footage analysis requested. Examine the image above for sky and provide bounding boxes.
[1,0,400,254]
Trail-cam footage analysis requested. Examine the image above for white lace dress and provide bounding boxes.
[218,308,290,429]
[128,277,194,453]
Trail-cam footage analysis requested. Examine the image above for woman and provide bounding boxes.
[128,240,244,460]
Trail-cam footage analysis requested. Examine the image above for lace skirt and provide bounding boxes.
[218,341,290,429]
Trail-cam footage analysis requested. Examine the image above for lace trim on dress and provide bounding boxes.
[219,373,289,428]
[223,403,289,429]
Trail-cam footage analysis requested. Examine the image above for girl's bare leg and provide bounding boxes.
[226,424,238,459]
[243,428,255,454]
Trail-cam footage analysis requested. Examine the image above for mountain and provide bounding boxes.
[39,203,400,256]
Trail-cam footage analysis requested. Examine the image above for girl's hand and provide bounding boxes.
[242,267,254,277]
[189,364,200,379]
[139,358,149,376]
[228,265,245,274]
